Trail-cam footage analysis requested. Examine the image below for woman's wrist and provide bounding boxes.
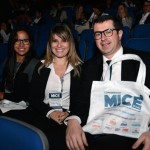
[0,92,4,100]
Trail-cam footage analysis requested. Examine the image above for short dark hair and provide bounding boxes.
[94,15,123,30]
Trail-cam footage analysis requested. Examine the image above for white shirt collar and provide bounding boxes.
[47,63,73,75]
[103,46,123,64]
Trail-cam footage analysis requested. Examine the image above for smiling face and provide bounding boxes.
[50,34,70,59]
[93,20,123,59]
[14,31,30,61]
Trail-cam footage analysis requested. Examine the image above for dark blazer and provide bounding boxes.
[0,57,40,102]
[29,65,81,117]
[135,13,150,26]
[144,13,150,24]
[69,48,150,126]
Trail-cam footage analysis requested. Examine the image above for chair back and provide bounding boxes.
[0,116,49,150]
[121,26,131,47]
[78,29,95,61]
[124,38,150,52]
[131,24,150,38]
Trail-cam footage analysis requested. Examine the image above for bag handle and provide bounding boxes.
[104,54,146,84]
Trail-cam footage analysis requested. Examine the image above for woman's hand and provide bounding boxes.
[49,110,69,124]
[0,92,4,100]
[66,119,88,150]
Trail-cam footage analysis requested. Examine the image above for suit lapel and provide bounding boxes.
[40,68,51,93]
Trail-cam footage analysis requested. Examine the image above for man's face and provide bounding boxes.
[93,20,123,59]
[143,1,150,13]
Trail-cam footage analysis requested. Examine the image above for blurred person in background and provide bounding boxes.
[74,4,87,25]
[88,4,108,28]
[0,21,12,43]
[55,1,68,23]
[117,3,133,28]
[138,0,150,24]
[30,8,45,26]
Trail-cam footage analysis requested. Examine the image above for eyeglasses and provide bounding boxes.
[94,28,117,40]
[14,39,30,45]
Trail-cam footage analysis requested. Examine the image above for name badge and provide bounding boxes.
[49,93,62,98]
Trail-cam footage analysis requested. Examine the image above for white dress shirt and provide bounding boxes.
[102,47,123,81]
[44,63,73,118]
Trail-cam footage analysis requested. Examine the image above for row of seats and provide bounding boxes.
[77,24,150,62]
[122,24,150,46]
[124,38,150,52]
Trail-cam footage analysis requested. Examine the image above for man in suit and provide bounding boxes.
[65,15,150,150]
[30,8,45,26]
[138,0,150,25]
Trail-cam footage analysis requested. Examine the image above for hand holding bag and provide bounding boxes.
[83,54,150,138]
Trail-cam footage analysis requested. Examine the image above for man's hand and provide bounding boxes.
[66,119,88,150]
[132,131,150,150]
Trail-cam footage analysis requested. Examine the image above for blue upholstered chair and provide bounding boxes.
[121,26,131,47]
[131,24,150,38]
[72,29,79,42]
[0,116,49,150]
[78,40,86,61]
[124,38,150,52]
[78,29,96,61]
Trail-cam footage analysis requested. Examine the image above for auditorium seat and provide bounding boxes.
[124,38,150,52]
[131,24,150,38]
[78,29,96,61]
[0,116,49,150]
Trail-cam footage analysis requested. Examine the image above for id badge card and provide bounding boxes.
[49,93,62,110]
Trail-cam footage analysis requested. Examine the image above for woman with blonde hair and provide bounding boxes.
[26,23,82,150]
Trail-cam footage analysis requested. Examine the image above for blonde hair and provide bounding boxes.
[38,23,82,76]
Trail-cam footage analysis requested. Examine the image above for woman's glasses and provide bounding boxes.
[14,39,30,45]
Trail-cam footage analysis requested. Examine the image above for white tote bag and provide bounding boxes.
[83,54,150,138]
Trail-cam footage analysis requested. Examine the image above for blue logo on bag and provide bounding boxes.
[104,93,143,111]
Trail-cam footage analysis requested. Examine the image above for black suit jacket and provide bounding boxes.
[29,65,81,117]
[135,13,150,26]
[144,13,150,24]
[69,48,150,126]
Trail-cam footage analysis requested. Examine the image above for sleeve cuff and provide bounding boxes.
[46,109,55,118]
[64,115,81,125]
